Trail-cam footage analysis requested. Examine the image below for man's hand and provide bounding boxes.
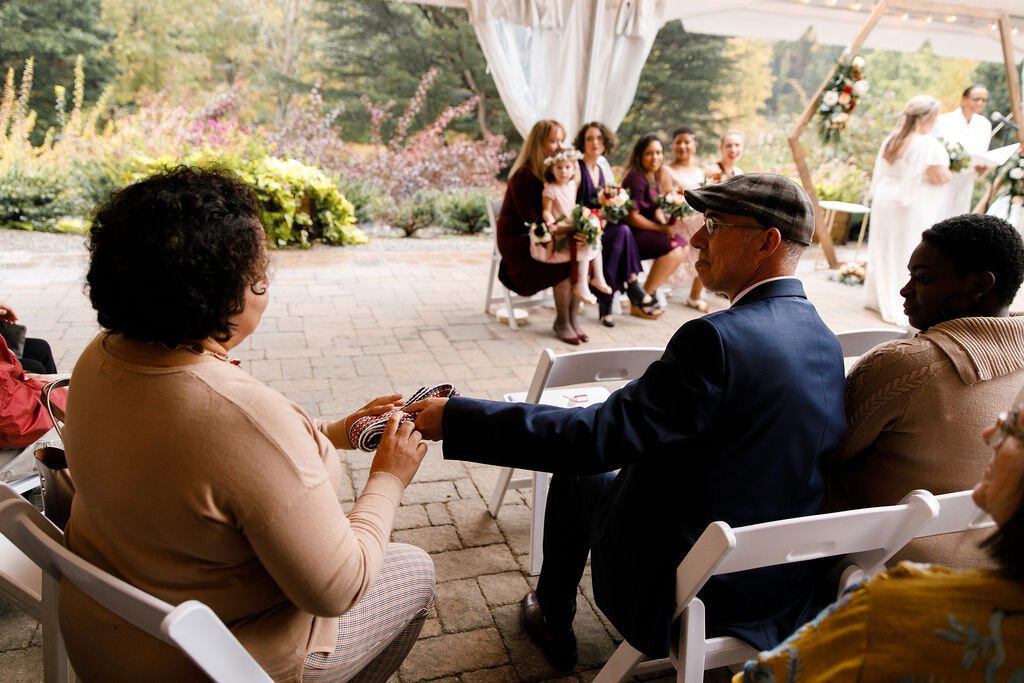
[370,412,428,487]
[407,397,448,441]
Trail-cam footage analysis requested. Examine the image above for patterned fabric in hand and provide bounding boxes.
[349,384,459,452]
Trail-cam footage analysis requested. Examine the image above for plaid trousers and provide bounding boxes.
[303,543,435,682]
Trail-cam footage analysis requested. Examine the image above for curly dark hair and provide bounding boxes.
[573,121,617,156]
[921,214,1024,307]
[86,166,268,347]
[670,125,696,140]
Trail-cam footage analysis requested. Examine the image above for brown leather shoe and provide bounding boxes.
[521,591,578,670]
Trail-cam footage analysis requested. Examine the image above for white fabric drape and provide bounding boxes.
[464,0,668,138]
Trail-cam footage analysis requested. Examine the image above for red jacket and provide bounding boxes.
[0,335,66,448]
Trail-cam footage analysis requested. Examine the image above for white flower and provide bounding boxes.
[832,112,850,124]
[852,80,869,96]
[852,56,865,68]
[822,91,840,107]
[665,191,685,205]
[1010,167,1024,180]
[588,214,602,229]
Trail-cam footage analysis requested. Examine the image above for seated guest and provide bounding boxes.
[737,389,1024,681]
[621,133,687,318]
[412,174,845,670]
[497,119,589,344]
[61,167,434,681]
[829,214,1024,569]
[0,304,59,374]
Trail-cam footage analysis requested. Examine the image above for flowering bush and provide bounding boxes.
[655,188,693,220]
[813,159,870,204]
[817,55,868,145]
[596,185,631,223]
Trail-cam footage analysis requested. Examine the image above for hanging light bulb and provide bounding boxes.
[851,1,862,9]
[901,12,909,20]
[991,22,999,30]
[1013,27,1020,35]
[924,15,933,23]
[944,15,956,23]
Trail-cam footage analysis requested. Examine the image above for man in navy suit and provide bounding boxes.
[411,174,846,670]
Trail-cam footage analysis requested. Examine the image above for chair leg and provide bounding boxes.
[485,245,499,315]
[503,285,517,330]
[41,573,69,683]
[487,467,515,517]
[593,640,645,682]
[676,600,706,683]
[529,472,550,576]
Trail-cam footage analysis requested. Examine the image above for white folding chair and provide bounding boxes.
[835,327,912,358]
[594,489,941,683]
[914,489,995,539]
[483,198,554,329]
[0,483,272,683]
[488,346,664,575]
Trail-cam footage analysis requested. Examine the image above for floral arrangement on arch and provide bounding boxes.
[596,185,631,223]
[995,145,1024,206]
[817,55,868,145]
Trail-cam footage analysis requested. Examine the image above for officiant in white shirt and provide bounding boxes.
[934,84,991,217]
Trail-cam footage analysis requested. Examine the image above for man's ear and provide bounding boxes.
[758,227,783,255]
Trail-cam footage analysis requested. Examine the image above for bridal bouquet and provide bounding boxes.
[569,205,604,247]
[817,55,868,145]
[596,185,631,223]
[656,188,694,221]
[941,139,971,173]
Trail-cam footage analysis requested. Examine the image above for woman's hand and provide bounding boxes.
[370,412,428,488]
[337,394,404,449]
[0,305,17,324]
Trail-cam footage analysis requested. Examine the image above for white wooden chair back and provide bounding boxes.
[914,489,995,538]
[489,347,664,574]
[835,327,911,358]
[0,483,271,683]
[595,490,942,683]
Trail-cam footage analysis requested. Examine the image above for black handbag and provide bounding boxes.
[35,378,73,530]
[0,321,27,358]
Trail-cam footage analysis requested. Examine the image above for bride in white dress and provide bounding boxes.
[864,95,952,326]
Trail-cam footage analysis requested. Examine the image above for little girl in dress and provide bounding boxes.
[540,147,612,304]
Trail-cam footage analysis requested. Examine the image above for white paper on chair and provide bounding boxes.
[504,387,610,407]
[971,143,1021,169]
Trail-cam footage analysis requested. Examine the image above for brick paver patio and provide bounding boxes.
[0,231,897,681]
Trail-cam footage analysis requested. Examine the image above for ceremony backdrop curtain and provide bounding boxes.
[464,0,667,138]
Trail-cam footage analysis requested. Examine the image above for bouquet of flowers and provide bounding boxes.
[655,188,694,220]
[817,55,868,145]
[596,185,631,223]
[941,139,971,173]
[569,205,604,247]
[830,261,866,287]
[995,145,1024,206]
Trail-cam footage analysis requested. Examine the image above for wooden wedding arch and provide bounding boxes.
[789,0,1024,268]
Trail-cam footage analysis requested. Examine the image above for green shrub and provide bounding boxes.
[376,189,443,237]
[0,160,79,231]
[335,174,384,224]
[438,187,491,234]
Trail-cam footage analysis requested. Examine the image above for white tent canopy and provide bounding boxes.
[411,0,1024,138]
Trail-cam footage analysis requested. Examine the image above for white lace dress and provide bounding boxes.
[863,134,949,326]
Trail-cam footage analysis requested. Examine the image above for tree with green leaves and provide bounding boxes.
[0,0,116,141]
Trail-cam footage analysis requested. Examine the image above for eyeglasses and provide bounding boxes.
[987,409,1024,449]
[702,216,762,236]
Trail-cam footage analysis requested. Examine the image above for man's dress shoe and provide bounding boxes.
[520,591,578,670]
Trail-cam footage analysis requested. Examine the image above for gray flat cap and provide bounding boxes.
[683,173,815,245]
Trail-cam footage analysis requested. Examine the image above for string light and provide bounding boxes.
[795,2,1021,39]
[1014,27,1020,35]
[991,23,999,30]
[901,12,909,20]
[944,15,956,23]
[924,15,933,23]
[851,1,862,10]
[826,0,837,6]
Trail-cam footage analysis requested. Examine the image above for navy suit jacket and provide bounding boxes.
[442,278,846,657]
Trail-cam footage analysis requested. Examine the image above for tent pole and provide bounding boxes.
[998,12,1024,144]
[582,0,605,129]
[787,0,889,269]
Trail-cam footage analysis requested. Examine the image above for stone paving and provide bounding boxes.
[0,230,898,682]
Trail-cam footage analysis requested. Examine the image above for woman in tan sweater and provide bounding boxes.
[61,167,433,681]
[829,213,1024,569]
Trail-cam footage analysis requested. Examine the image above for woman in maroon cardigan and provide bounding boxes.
[621,134,687,317]
[497,119,588,344]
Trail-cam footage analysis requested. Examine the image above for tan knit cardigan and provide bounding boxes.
[828,315,1024,569]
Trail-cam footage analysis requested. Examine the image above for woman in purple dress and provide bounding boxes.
[497,119,588,344]
[621,134,686,318]
[573,122,655,327]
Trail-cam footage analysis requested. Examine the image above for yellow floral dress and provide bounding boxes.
[734,562,1024,682]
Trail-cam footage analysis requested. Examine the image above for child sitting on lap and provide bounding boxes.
[540,146,612,304]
